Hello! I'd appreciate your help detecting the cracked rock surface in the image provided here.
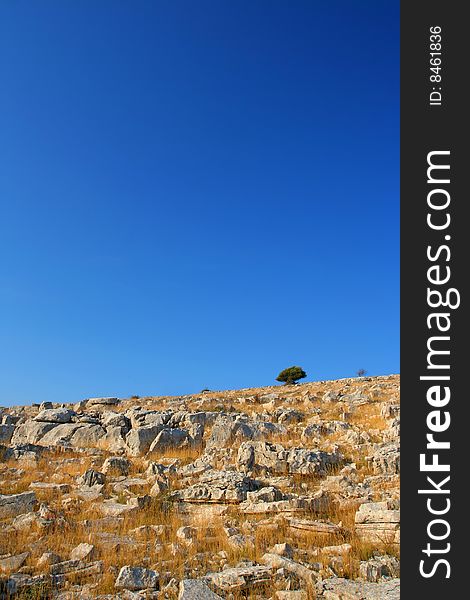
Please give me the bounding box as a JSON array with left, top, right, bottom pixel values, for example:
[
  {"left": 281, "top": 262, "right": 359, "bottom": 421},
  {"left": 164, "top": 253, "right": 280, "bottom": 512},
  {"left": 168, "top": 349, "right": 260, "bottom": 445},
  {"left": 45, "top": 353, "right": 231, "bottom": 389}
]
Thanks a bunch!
[{"left": 0, "top": 375, "right": 399, "bottom": 598}]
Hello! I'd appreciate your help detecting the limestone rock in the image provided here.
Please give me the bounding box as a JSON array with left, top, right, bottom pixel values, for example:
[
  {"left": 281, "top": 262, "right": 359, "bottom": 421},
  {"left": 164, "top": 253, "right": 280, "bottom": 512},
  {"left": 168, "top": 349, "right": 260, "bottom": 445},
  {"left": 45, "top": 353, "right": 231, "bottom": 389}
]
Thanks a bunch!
[
  {"left": 359, "top": 555, "right": 400, "bottom": 582},
  {"left": 10, "top": 421, "right": 57, "bottom": 445},
  {"left": 33, "top": 408, "right": 76, "bottom": 423},
  {"left": 0, "top": 552, "right": 29, "bottom": 572},
  {"left": 316, "top": 576, "right": 400, "bottom": 599},
  {"left": 102, "top": 456, "right": 131, "bottom": 476},
  {"left": 355, "top": 502, "right": 400, "bottom": 546},
  {"left": 367, "top": 443, "right": 400, "bottom": 475},
  {"left": 261, "top": 553, "right": 319, "bottom": 585},
  {"left": 0, "top": 424, "right": 15, "bottom": 444},
  {"left": 178, "top": 579, "right": 223, "bottom": 600},
  {"left": 69, "top": 543, "right": 96, "bottom": 562},
  {"left": 38, "top": 423, "right": 82, "bottom": 446},
  {"left": 205, "top": 415, "right": 257, "bottom": 451},
  {"left": 79, "top": 469, "right": 106, "bottom": 487},
  {"left": 87, "top": 397, "right": 120, "bottom": 407},
  {"left": 125, "top": 425, "right": 163, "bottom": 456},
  {"left": 70, "top": 424, "right": 107, "bottom": 447},
  {"left": 148, "top": 427, "right": 190, "bottom": 454},
  {"left": 0, "top": 491, "right": 37, "bottom": 519},
  {"left": 174, "top": 470, "right": 260, "bottom": 504},
  {"left": 115, "top": 565, "right": 159, "bottom": 591},
  {"left": 206, "top": 565, "right": 272, "bottom": 591},
  {"left": 237, "top": 441, "right": 341, "bottom": 476}
]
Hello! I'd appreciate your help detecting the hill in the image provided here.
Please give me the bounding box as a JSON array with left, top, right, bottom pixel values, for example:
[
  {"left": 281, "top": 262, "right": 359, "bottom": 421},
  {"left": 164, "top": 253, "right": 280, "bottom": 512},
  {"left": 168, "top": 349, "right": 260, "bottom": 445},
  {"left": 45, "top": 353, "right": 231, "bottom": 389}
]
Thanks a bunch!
[{"left": 0, "top": 375, "right": 400, "bottom": 599}]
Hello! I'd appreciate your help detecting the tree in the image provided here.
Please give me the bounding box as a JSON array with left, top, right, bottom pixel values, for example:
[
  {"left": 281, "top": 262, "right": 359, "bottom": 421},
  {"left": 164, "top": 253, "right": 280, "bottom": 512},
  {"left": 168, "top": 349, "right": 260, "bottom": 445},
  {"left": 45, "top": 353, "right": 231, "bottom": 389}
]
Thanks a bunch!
[
  {"left": 276, "top": 366, "right": 307, "bottom": 385},
  {"left": 357, "top": 369, "right": 367, "bottom": 377}
]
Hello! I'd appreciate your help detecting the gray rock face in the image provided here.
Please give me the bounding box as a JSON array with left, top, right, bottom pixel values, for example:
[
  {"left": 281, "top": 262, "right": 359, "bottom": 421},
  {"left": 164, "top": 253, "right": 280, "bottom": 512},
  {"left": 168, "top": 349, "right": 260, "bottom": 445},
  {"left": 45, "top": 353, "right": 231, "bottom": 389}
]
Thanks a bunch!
[
  {"left": 178, "top": 579, "right": 223, "bottom": 600},
  {"left": 0, "top": 551, "right": 29, "bottom": 572},
  {"left": 359, "top": 555, "right": 400, "bottom": 582},
  {"left": 322, "top": 390, "right": 340, "bottom": 403},
  {"left": 205, "top": 565, "right": 272, "bottom": 591},
  {"left": 174, "top": 470, "right": 260, "bottom": 504},
  {"left": 261, "top": 553, "right": 319, "bottom": 585},
  {"left": 148, "top": 427, "right": 190, "bottom": 454},
  {"left": 69, "top": 543, "right": 96, "bottom": 562},
  {"left": 98, "top": 426, "right": 128, "bottom": 452},
  {"left": 237, "top": 441, "right": 341, "bottom": 476},
  {"left": 0, "top": 424, "right": 15, "bottom": 443},
  {"left": 1, "top": 443, "right": 45, "bottom": 462},
  {"left": 355, "top": 501, "right": 400, "bottom": 545},
  {"left": 102, "top": 456, "right": 131, "bottom": 476},
  {"left": 115, "top": 565, "right": 159, "bottom": 590},
  {"left": 125, "top": 424, "right": 163, "bottom": 456},
  {"left": 367, "top": 443, "right": 400, "bottom": 475},
  {"left": 33, "top": 408, "right": 76, "bottom": 423},
  {"left": 79, "top": 469, "right": 106, "bottom": 487},
  {"left": 316, "top": 577, "right": 400, "bottom": 599},
  {"left": 87, "top": 397, "right": 120, "bottom": 407},
  {"left": 101, "top": 411, "right": 131, "bottom": 432},
  {"left": 49, "top": 558, "right": 103, "bottom": 578},
  {"left": 39, "top": 401, "right": 53, "bottom": 410},
  {"left": 245, "top": 486, "right": 284, "bottom": 503},
  {"left": 38, "top": 423, "right": 82, "bottom": 446},
  {"left": 0, "top": 491, "right": 37, "bottom": 519},
  {"left": 69, "top": 424, "right": 106, "bottom": 447},
  {"left": 10, "top": 421, "right": 58, "bottom": 445},
  {"left": 205, "top": 415, "right": 257, "bottom": 450},
  {"left": 0, "top": 374, "right": 400, "bottom": 598}
]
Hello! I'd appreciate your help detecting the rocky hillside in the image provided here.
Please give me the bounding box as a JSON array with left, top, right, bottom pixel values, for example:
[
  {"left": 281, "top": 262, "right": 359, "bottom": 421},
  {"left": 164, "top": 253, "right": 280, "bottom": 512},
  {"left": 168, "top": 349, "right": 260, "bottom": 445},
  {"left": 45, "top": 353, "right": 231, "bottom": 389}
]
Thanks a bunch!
[{"left": 0, "top": 375, "right": 400, "bottom": 599}]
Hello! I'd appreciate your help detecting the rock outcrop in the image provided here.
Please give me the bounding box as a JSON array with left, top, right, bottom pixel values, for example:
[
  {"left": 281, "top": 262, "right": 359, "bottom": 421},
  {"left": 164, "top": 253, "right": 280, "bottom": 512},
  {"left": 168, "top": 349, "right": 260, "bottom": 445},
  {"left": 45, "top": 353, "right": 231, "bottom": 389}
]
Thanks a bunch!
[{"left": 0, "top": 374, "right": 400, "bottom": 599}]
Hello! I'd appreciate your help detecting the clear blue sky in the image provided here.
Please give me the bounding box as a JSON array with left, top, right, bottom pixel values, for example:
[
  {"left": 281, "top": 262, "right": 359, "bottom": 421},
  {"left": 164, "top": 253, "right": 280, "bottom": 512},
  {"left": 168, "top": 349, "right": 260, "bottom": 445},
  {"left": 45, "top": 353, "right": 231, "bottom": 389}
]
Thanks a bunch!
[{"left": 0, "top": 1, "right": 399, "bottom": 406}]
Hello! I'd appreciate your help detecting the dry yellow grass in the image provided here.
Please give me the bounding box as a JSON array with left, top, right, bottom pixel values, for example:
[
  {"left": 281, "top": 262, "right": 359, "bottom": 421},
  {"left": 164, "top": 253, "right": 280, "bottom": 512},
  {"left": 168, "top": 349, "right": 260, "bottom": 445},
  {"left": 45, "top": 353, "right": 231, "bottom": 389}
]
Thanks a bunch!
[{"left": 0, "top": 376, "right": 399, "bottom": 596}]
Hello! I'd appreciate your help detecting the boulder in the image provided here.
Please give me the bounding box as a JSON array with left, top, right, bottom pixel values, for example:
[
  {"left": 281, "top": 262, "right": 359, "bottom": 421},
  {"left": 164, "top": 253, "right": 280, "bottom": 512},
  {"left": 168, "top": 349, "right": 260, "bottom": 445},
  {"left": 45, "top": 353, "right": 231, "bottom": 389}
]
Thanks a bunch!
[
  {"left": 0, "top": 424, "right": 15, "bottom": 444},
  {"left": 33, "top": 408, "right": 75, "bottom": 423},
  {"left": 98, "top": 426, "right": 128, "bottom": 452},
  {"left": 10, "top": 421, "right": 58, "bottom": 445},
  {"left": 36, "top": 552, "right": 61, "bottom": 568},
  {"left": 316, "top": 577, "right": 400, "bottom": 599},
  {"left": 178, "top": 579, "right": 223, "bottom": 600},
  {"left": 87, "top": 397, "right": 120, "bottom": 407},
  {"left": 237, "top": 441, "right": 341, "bottom": 476},
  {"left": 367, "top": 443, "right": 400, "bottom": 475},
  {"left": 261, "top": 553, "right": 319, "bottom": 585},
  {"left": 98, "top": 500, "right": 139, "bottom": 517},
  {"left": 174, "top": 470, "right": 260, "bottom": 504},
  {"left": 359, "top": 555, "right": 400, "bottom": 582},
  {"left": 69, "top": 424, "right": 106, "bottom": 447},
  {"left": 205, "top": 415, "right": 256, "bottom": 451},
  {"left": 39, "top": 402, "right": 53, "bottom": 410},
  {"left": 115, "top": 565, "right": 159, "bottom": 591},
  {"left": 148, "top": 428, "right": 190, "bottom": 454},
  {"left": 0, "top": 552, "right": 29, "bottom": 572},
  {"left": 69, "top": 543, "right": 96, "bottom": 562},
  {"left": 355, "top": 501, "right": 400, "bottom": 545},
  {"left": 0, "top": 492, "right": 37, "bottom": 519},
  {"left": 206, "top": 565, "right": 272, "bottom": 591},
  {"left": 125, "top": 425, "right": 163, "bottom": 456},
  {"left": 38, "top": 423, "right": 82, "bottom": 446},
  {"left": 101, "top": 412, "right": 131, "bottom": 432},
  {"left": 102, "top": 456, "right": 131, "bottom": 476},
  {"left": 79, "top": 469, "right": 106, "bottom": 487}
]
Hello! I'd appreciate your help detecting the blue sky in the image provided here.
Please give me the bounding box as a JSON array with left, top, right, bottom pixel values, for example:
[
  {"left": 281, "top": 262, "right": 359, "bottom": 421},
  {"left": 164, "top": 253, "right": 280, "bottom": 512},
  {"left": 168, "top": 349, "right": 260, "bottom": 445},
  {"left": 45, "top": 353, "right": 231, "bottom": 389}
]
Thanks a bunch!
[{"left": 0, "top": 1, "right": 399, "bottom": 406}]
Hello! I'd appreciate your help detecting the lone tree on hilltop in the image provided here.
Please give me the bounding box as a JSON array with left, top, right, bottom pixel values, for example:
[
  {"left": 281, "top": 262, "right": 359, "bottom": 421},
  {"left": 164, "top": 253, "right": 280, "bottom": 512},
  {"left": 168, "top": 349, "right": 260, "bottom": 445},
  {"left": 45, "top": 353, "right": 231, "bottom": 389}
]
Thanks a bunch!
[
  {"left": 357, "top": 369, "right": 367, "bottom": 377},
  {"left": 276, "top": 366, "right": 307, "bottom": 385}
]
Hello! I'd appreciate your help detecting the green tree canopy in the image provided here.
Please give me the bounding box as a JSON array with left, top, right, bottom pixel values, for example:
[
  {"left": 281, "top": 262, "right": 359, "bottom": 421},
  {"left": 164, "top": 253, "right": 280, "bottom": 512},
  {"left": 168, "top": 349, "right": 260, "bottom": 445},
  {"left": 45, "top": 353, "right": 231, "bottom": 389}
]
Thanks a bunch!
[{"left": 276, "top": 366, "right": 307, "bottom": 385}]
